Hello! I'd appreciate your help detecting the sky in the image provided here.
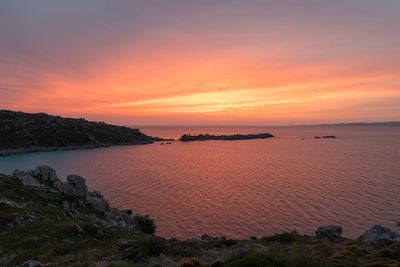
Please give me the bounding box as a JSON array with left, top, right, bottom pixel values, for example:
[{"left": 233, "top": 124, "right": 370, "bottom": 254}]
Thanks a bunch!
[{"left": 0, "top": 0, "right": 399, "bottom": 126}]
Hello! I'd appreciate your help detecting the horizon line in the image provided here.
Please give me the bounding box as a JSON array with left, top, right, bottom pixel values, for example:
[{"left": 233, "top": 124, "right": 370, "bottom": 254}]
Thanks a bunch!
[{"left": 132, "top": 121, "right": 400, "bottom": 128}]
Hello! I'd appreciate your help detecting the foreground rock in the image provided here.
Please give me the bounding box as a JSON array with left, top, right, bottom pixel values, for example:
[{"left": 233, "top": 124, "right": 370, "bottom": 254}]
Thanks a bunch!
[
  {"left": 9, "top": 166, "right": 155, "bottom": 234},
  {"left": 315, "top": 225, "right": 343, "bottom": 238},
  {"left": 358, "top": 224, "right": 400, "bottom": 244},
  {"left": 179, "top": 133, "right": 274, "bottom": 141}
]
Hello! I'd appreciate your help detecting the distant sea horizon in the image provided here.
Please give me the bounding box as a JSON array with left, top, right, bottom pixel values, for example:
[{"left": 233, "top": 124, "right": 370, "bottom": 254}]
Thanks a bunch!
[{"left": 131, "top": 121, "right": 400, "bottom": 128}]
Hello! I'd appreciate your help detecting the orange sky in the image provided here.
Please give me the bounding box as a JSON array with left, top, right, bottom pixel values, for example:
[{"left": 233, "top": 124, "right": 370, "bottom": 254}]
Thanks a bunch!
[{"left": 1, "top": 1, "right": 399, "bottom": 125}]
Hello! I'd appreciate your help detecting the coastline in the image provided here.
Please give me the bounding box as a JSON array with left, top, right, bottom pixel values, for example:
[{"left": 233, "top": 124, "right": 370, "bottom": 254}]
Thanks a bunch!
[{"left": 0, "top": 141, "right": 155, "bottom": 157}]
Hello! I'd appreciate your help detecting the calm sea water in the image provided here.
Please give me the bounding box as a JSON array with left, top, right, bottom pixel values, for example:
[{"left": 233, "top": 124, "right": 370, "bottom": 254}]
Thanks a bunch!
[{"left": 1, "top": 126, "right": 400, "bottom": 239}]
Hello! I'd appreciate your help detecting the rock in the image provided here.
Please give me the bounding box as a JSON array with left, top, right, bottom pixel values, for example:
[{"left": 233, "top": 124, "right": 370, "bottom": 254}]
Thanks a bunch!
[
  {"left": 87, "top": 191, "right": 111, "bottom": 213},
  {"left": 12, "top": 170, "right": 40, "bottom": 188},
  {"left": 64, "top": 175, "right": 89, "bottom": 199},
  {"left": 52, "top": 179, "right": 65, "bottom": 191},
  {"left": 358, "top": 225, "right": 400, "bottom": 244},
  {"left": 71, "top": 223, "right": 84, "bottom": 235},
  {"left": 118, "top": 238, "right": 138, "bottom": 251},
  {"left": 32, "top": 166, "right": 58, "bottom": 183},
  {"left": 20, "top": 260, "right": 43, "bottom": 267},
  {"left": 0, "top": 198, "right": 25, "bottom": 209},
  {"left": 105, "top": 208, "right": 135, "bottom": 230},
  {"left": 88, "top": 196, "right": 111, "bottom": 213},
  {"left": 315, "top": 225, "right": 343, "bottom": 238},
  {"left": 201, "top": 234, "right": 219, "bottom": 241},
  {"left": 121, "top": 209, "right": 133, "bottom": 215},
  {"left": 89, "top": 190, "right": 103, "bottom": 198},
  {"left": 134, "top": 214, "right": 156, "bottom": 234},
  {"left": 12, "top": 167, "right": 64, "bottom": 190},
  {"left": 201, "top": 234, "right": 212, "bottom": 241}
]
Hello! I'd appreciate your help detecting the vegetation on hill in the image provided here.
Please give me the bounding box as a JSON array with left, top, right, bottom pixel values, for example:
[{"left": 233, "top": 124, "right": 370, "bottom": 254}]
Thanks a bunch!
[
  {"left": 0, "top": 110, "right": 159, "bottom": 155},
  {"left": 1, "top": 167, "right": 400, "bottom": 267}
]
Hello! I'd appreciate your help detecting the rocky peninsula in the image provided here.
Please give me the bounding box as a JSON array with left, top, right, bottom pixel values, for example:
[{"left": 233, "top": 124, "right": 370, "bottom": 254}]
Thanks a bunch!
[
  {"left": 0, "top": 110, "right": 161, "bottom": 156},
  {"left": 1, "top": 167, "right": 400, "bottom": 267},
  {"left": 179, "top": 133, "right": 274, "bottom": 142}
]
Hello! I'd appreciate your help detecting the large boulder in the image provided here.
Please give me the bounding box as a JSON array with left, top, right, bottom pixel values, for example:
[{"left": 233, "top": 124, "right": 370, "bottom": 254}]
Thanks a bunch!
[
  {"left": 358, "top": 225, "right": 400, "bottom": 244},
  {"left": 12, "top": 166, "right": 66, "bottom": 191},
  {"left": 64, "top": 175, "right": 89, "bottom": 199},
  {"left": 52, "top": 179, "right": 65, "bottom": 192},
  {"left": 134, "top": 214, "right": 156, "bottom": 234},
  {"left": 12, "top": 170, "right": 41, "bottom": 188},
  {"left": 315, "top": 225, "right": 343, "bottom": 238},
  {"left": 106, "top": 208, "right": 136, "bottom": 230},
  {"left": 32, "top": 166, "right": 58, "bottom": 183},
  {"left": 88, "top": 191, "right": 111, "bottom": 213}
]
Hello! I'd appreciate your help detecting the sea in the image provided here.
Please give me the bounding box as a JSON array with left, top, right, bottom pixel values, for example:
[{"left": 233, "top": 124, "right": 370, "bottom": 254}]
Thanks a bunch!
[{"left": 1, "top": 126, "right": 399, "bottom": 239}]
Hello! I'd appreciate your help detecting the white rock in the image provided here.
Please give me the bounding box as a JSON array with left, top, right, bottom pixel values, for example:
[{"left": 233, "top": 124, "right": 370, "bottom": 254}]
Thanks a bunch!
[
  {"left": 12, "top": 170, "right": 40, "bottom": 188},
  {"left": 64, "top": 175, "right": 89, "bottom": 199}
]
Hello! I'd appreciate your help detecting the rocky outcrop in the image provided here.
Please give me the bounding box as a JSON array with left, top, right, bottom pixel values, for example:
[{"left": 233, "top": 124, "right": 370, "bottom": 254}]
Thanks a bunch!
[
  {"left": 358, "top": 225, "right": 400, "bottom": 244},
  {"left": 88, "top": 191, "right": 111, "bottom": 213},
  {"left": 64, "top": 175, "right": 89, "bottom": 199},
  {"left": 13, "top": 166, "right": 63, "bottom": 189},
  {"left": 10, "top": 166, "right": 155, "bottom": 235},
  {"left": 315, "top": 225, "right": 343, "bottom": 238},
  {"left": 32, "top": 166, "right": 58, "bottom": 183},
  {"left": 12, "top": 170, "right": 41, "bottom": 187},
  {"left": 135, "top": 214, "right": 156, "bottom": 234}
]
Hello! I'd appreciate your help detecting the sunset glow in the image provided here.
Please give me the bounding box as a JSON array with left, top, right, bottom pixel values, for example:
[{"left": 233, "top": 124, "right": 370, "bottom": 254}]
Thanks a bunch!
[{"left": 1, "top": 1, "right": 399, "bottom": 125}]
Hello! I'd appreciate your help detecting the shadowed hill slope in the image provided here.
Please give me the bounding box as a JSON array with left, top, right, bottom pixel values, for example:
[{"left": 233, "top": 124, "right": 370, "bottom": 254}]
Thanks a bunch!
[{"left": 0, "top": 110, "right": 158, "bottom": 155}]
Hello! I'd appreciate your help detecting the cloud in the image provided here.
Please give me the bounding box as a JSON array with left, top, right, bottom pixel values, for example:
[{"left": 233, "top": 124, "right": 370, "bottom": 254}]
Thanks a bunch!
[{"left": 1, "top": 0, "right": 399, "bottom": 124}]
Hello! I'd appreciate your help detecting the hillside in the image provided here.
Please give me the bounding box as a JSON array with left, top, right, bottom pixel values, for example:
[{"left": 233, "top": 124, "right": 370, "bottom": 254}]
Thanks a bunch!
[
  {"left": 1, "top": 166, "right": 400, "bottom": 266},
  {"left": 0, "top": 110, "right": 158, "bottom": 155}
]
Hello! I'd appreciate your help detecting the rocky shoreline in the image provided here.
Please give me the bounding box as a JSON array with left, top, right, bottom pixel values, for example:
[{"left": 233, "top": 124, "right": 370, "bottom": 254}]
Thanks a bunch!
[
  {"left": 1, "top": 166, "right": 400, "bottom": 266},
  {"left": 10, "top": 166, "right": 155, "bottom": 234},
  {"left": 0, "top": 142, "right": 154, "bottom": 157}
]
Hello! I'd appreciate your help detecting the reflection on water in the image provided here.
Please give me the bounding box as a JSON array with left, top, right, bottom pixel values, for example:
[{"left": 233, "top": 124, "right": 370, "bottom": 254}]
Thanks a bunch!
[{"left": 1, "top": 126, "right": 400, "bottom": 239}]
